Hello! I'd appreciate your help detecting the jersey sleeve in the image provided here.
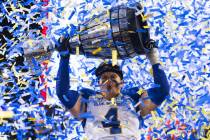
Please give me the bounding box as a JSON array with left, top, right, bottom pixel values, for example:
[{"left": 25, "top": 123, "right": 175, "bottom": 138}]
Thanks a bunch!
[
  {"left": 147, "top": 63, "right": 170, "bottom": 105},
  {"left": 56, "top": 56, "right": 79, "bottom": 109}
]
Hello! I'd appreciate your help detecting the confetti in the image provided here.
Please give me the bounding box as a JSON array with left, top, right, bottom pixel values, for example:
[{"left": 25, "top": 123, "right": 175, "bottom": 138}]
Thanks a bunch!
[
  {"left": 0, "top": 0, "right": 209, "bottom": 139},
  {"left": 0, "top": 111, "right": 14, "bottom": 119},
  {"left": 92, "top": 47, "right": 102, "bottom": 55},
  {"left": 112, "top": 49, "right": 117, "bottom": 66}
]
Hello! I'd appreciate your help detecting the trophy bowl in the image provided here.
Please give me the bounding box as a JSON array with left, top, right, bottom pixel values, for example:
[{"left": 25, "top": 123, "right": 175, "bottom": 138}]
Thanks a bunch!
[{"left": 69, "top": 4, "right": 151, "bottom": 59}]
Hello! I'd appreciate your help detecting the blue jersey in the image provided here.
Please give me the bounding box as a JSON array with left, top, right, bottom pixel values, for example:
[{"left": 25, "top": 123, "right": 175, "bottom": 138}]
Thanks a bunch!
[
  {"left": 80, "top": 89, "right": 140, "bottom": 139},
  {"left": 56, "top": 56, "right": 170, "bottom": 139}
]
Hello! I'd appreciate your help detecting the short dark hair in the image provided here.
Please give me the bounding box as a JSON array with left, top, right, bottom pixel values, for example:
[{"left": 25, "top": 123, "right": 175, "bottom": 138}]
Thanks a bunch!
[{"left": 95, "top": 62, "right": 123, "bottom": 80}]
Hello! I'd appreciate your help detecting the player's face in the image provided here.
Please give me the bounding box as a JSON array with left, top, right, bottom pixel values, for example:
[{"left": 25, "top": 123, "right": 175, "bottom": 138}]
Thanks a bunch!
[{"left": 99, "top": 72, "right": 123, "bottom": 100}]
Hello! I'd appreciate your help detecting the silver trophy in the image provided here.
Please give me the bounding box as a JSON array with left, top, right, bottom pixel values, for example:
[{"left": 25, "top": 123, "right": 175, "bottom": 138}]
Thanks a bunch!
[
  {"left": 22, "top": 4, "right": 154, "bottom": 60},
  {"left": 70, "top": 4, "right": 153, "bottom": 59}
]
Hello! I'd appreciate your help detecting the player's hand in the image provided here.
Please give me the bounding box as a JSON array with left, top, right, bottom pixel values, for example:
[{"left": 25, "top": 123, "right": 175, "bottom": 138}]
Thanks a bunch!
[
  {"left": 55, "top": 35, "right": 71, "bottom": 57},
  {"left": 145, "top": 39, "right": 157, "bottom": 52}
]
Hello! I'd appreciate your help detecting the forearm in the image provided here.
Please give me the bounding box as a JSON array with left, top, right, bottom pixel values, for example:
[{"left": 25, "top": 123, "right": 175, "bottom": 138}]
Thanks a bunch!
[
  {"left": 56, "top": 56, "right": 79, "bottom": 109},
  {"left": 152, "top": 64, "right": 169, "bottom": 91},
  {"left": 146, "top": 48, "right": 169, "bottom": 91},
  {"left": 147, "top": 63, "right": 170, "bottom": 105},
  {"left": 146, "top": 48, "right": 170, "bottom": 105},
  {"left": 56, "top": 56, "right": 70, "bottom": 94}
]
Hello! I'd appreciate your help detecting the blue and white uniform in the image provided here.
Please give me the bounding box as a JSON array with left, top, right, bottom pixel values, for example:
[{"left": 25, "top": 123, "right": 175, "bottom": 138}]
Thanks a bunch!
[
  {"left": 56, "top": 54, "right": 170, "bottom": 139},
  {"left": 83, "top": 93, "right": 140, "bottom": 140}
]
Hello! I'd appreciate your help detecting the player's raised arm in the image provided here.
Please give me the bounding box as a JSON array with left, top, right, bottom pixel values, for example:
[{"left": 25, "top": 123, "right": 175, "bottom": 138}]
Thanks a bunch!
[
  {"left": 55, "top": 35, "right": 82, "bottom": 118},
  {"left": 138, "top": 44, "right": 170, "bottom": 116}
]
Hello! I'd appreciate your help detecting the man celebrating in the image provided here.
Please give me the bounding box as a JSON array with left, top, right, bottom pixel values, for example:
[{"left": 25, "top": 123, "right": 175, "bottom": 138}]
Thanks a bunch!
[{"left": 56, "top": 35, "right": 170, "bottom": 139}]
